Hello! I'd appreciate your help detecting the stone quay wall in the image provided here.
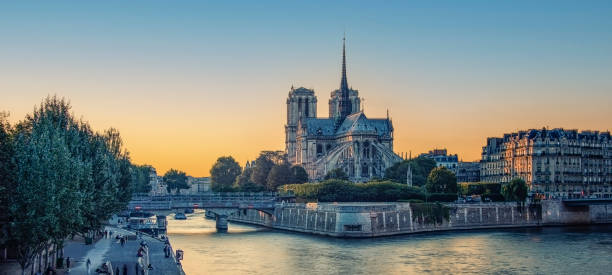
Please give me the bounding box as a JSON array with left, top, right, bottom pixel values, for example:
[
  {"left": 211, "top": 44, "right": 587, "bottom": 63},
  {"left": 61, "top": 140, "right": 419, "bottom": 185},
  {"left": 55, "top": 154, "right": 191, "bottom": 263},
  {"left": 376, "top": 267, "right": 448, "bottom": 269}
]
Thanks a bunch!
[
  {"left": 230, "top": 202, "right": 545, "bottom": 237},
  {"left": 541, "top": 201, "right": 612, "bottom": 225}
]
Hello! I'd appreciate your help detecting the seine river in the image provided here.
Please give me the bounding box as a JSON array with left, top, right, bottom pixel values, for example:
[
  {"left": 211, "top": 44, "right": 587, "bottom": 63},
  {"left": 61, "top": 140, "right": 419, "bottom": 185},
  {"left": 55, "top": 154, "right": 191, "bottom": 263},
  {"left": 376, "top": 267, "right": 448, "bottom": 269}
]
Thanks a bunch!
[{"left": 167, "top": 211, "right": 612, "bottom": 275}]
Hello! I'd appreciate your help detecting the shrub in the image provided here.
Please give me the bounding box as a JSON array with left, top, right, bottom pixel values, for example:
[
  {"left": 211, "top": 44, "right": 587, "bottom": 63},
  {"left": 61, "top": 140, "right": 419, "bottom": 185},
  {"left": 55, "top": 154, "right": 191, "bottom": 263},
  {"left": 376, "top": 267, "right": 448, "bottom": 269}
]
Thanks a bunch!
[{"left": 280, "top": 180, "right": 426, "bottom": 202}]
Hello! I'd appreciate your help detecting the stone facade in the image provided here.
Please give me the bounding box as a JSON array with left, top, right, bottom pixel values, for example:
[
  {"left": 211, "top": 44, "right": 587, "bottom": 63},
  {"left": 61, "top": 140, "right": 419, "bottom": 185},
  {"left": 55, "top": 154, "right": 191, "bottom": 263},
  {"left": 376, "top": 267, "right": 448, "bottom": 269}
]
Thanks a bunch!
[
  {"left": 480, "top": 128, "right": 612, "bottom": 198},
  {"left": 420, "top": 148, "right": 459, "bottom": 174},
  {"left": 457, "top": 161, "right": 481, "bottom": 183},
  {"left": 285, "top": 38, "right": 401, "bottom": 181}
]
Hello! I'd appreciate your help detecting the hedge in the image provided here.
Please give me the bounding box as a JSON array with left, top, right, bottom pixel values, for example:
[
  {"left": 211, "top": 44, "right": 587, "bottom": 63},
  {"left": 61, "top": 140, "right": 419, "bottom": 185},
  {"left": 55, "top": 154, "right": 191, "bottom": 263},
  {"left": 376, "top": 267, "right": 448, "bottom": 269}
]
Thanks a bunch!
[{"left": 280, "top": 180, "right": 429, "bottom": 202}]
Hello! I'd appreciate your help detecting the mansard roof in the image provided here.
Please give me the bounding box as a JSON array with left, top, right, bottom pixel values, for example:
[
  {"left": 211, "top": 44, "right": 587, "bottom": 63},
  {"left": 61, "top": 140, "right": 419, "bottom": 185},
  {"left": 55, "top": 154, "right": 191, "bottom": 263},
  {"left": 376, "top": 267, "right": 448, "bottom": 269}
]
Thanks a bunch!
[{"left": 499, "top": 128, "right": 611, "bottom": 142}]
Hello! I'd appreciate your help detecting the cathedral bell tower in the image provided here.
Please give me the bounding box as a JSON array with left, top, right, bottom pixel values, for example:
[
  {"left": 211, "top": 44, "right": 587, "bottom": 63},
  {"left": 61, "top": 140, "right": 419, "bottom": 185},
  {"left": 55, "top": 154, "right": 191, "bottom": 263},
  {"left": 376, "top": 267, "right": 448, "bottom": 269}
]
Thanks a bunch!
[{"left": 285, "top": 86, "right": 317, "bottom": 164}]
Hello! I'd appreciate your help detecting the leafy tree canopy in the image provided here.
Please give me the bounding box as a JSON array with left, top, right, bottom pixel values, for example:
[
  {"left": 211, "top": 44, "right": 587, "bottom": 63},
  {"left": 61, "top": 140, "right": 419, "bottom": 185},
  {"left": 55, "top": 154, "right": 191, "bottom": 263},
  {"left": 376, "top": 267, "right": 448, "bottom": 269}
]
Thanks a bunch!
[
  {"left": 234, "top": 167, "right": 265, "bottom": 192},
  {"left": 210, "top": 156, "right": 241, "bottom": 192},
  {"left": 384, "top": 157, "right": 436, "bottom": 186},
  {"left": 324, "top": 168, "right": 349, "bottom": 181},
  {"left": 131, "top": 164, "right": 153, "bottom": 193},
  {"left": 502, "top": 178, "right": 529, "bottom": 202},
  {"left": 163, "top": 169, "right": 189, "bottom": 194},
  {"left": 250, "top": 151, "right": 286, "bottom": 189},
  {"left": 425, "top": 167, "right": 458, "bottom": 194},
  {"left": 289, "top": 165, "right": 309, "bottom": 184},
  {"left": 1, "top": 96, "right": 136, "bottom": 273},
  {"left": 267, "top": 163, "right": 292, "bottom": 191}
]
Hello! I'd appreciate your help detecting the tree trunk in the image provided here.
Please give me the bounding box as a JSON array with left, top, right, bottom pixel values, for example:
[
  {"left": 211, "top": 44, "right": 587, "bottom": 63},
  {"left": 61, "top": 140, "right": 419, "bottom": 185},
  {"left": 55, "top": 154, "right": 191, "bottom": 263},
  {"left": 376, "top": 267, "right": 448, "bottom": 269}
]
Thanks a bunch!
[
  {"left": 43, "top": 246, "right": 48, "bottom": 270},
  {"left": 53, "top": 243, "right": 58, "bottom": 267}
]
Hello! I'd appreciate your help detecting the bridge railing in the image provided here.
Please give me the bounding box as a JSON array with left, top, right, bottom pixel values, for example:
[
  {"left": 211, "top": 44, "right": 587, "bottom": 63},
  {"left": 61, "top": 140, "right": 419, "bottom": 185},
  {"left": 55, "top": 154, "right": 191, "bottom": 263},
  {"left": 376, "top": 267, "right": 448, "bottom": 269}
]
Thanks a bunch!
[{"left": 130, "top": 192, "right": 279, "bottom": 202}]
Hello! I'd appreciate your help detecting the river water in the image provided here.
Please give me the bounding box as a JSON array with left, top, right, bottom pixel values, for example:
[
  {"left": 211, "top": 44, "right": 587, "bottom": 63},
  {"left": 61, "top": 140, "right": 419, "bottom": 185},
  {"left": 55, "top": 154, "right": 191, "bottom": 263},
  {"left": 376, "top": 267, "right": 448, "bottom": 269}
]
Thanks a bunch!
[{"left": 167, "top": 211, "right": 612, "bottom": 275}]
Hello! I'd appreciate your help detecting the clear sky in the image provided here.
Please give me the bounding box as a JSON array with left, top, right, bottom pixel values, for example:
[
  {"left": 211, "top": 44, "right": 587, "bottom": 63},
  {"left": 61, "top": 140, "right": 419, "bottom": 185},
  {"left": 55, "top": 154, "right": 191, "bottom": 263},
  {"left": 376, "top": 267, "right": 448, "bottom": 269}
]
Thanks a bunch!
[{"left": 1, "top": 1, "right": 611, "bottom": 176}]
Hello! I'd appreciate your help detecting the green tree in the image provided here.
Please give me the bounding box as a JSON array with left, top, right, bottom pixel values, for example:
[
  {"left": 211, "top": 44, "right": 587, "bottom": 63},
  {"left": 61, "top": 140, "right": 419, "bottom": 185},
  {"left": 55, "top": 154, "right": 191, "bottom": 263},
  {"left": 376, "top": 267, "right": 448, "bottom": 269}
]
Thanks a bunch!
[
  {"left": 324, "top": 168, "right": 349, "bottom": 181},
  {"left": 502, "top": 178, "right": 529, "bottom": 202},
  {"left": 2, "top": 96, "right": 136, "bottom": 274},
  {"left": 131, "top": 164, "right": 153, "bottom": 193},
  {"left": 250, "top": 151, "right": 286, "bottom": 188},
  {"left": 384, "top": 157, "right": 436, "bottom": 186},
  {"left": 163, "top": 169, "right": 189, "bottom": 194},
  {"left": 235, "top": 168, "right": 265, "bottom": 192},
  {"left": 289, "top": 165, "right": 309, "bottom": 184},
  {"left": 0, "top": 112, "right": 13, "bottom": 246},
  {"left": 267, "top": 163, "right": 292, "bottom": 191},
  {"left": 425, "top": 167, "right": 458, "bottom": 194},
  {"left": 210, "top": 156, "right": 241, "bottom": 192}
]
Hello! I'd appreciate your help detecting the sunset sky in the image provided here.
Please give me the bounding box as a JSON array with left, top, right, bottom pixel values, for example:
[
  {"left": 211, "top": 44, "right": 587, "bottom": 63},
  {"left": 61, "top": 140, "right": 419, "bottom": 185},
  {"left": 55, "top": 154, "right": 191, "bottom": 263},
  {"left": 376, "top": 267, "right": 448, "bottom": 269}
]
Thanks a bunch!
[{"left": 2, "top": 1, "right": 611, "bottom": 177}]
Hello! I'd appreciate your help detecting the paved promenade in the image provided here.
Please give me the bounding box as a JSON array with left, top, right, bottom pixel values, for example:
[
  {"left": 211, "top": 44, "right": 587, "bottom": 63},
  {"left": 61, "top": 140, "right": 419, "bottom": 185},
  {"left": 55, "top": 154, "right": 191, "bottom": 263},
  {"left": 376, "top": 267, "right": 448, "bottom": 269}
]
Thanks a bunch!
[{"left": 64, "top": 226, "right": 183, "bottom": 275}]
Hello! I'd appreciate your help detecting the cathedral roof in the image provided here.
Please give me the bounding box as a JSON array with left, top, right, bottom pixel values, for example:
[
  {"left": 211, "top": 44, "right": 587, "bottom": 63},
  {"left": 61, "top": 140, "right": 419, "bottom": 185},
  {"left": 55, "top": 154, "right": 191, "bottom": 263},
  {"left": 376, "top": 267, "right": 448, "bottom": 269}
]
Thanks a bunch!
[
  {"left": 336, "top": 112, "right": 392, "bottom": 136},
  {"left": 302, "top": 118, "right": 336, "bottom": 136},
  {"left": 302, "top": 112, "right": 392, "bottom": 138}
]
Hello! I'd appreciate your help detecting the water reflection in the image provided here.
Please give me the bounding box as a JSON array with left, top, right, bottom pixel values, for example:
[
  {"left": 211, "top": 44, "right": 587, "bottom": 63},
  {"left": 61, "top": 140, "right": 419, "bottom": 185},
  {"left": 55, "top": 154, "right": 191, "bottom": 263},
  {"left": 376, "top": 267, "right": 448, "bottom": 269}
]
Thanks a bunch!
[{"left": 168, "top": 212, "right": 612, "bottom": 275}]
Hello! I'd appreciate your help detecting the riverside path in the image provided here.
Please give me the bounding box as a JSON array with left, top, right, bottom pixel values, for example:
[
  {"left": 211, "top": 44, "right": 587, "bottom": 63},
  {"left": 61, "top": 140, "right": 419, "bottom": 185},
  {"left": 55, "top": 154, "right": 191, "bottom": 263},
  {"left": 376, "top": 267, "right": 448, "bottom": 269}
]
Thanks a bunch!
[{"left": 64, "top": 226, "right": 183, "bottom": 275}]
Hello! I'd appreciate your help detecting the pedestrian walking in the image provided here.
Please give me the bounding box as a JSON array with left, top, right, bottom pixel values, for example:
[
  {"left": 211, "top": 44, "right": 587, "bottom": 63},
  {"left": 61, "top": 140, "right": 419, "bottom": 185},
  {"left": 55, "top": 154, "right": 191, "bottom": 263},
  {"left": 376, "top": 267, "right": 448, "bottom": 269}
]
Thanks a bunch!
[
  {"left": 134, "top": 263, "right": 139, "bottom": 275},
  {"left": 115, "top": 266, "right": 119, "bottom": 275},
  {"left": 66, "top": 257, "right": 71, "bottom": 272},
  {"left": 123, "top": 264, "right": 128, "bottom": 275},
  {"left": 86, "top": 258, "right": 91, "bottom": 274}
]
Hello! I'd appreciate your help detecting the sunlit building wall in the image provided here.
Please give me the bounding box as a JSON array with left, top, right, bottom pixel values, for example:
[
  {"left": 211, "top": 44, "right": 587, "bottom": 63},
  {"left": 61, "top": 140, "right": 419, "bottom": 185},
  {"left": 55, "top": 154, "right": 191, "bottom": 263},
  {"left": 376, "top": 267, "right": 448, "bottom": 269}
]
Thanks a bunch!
[{"left": 480, "top": 128, "right": 612, "bottom": 198}]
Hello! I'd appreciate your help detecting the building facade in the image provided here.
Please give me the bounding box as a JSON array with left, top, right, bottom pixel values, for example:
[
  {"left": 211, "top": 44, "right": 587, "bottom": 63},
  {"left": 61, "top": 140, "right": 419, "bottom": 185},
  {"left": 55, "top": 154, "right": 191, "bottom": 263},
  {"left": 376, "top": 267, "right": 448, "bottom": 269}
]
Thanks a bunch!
[
  {"left": 186, "top": 176, "right": 211, "bottom": 194},
  {"left": 480, "top": 128, "right": 612, "bottom": 198},
  {"left": 285, "top": 38, "right": 401, "bottom": 181},
  {"left": 419, "top": 148, "right": 459, "bottom": 174},
  {"left": 456, "top": 161, "right": 481, "bottom": 183}
]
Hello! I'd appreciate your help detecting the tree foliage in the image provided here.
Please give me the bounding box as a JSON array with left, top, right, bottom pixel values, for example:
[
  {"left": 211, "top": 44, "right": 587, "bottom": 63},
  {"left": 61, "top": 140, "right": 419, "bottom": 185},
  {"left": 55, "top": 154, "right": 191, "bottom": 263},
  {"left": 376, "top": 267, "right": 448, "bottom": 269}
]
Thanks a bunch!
[
  {"left": 289, "top": 165, "right": 309, "bottom": 184},
  {"left": 210, "top": 156, "right": 241, "bottom": 192},
  {"left": 131, "top": 164, "right": 153, "bottom": 193},
  {"left": 459, "top": 182, "right": 504, "bottom": 201},
  {"left": 250, "top": 151, "right": 286, "bottom": 191},
  {"left": 425, "top": 167, "right": 458, "bottom": 194},
  {"left": 234, "top": 167, "right": 265, "bottom": 192},
  {"left": 1, "top": 96, "right": 135, "bottom": 273},
  {"left": 502, "top": 178, "right": 529, "bottom": 202},
  {"left": 163, "top": 169, "right": 189, "bottom": 194},
  {"left": 324, "top": 168, "right": 349, "bottom": 181},
  {"left": 267, "top": 163, "right": 292, "bottom": 191},
  {"left": 280, "top": 180, "right": 426, "bottom": 202},
  {"left": 384, "top": 157, "right": 437, "bottom": 186}
]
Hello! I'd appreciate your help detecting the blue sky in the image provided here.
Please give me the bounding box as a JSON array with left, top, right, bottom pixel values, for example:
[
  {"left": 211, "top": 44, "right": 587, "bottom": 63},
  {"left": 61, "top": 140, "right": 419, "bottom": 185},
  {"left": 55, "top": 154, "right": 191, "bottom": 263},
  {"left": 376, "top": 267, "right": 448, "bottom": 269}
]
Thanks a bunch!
[{"left": 2, "top": 1, "right": 611, "bottom": 175}]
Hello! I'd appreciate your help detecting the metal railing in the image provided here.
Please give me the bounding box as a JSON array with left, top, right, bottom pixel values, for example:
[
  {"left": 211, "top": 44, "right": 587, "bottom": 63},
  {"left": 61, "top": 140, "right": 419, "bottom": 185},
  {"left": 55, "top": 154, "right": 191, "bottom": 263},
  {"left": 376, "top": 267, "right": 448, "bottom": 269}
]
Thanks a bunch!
[{"left": 131, "top": 192, "right": 279, "bottom": 202}]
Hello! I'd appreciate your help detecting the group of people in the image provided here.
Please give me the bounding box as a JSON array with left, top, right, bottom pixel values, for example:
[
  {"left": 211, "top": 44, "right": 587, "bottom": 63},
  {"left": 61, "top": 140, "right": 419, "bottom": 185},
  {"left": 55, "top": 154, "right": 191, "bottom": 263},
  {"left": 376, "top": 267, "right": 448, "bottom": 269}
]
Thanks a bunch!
[
  {"left": 58, "top": 228, "right": 162, "bottom": 274},
  {"left": 94, "top": 261, "right": 135, "bottom": 275}
]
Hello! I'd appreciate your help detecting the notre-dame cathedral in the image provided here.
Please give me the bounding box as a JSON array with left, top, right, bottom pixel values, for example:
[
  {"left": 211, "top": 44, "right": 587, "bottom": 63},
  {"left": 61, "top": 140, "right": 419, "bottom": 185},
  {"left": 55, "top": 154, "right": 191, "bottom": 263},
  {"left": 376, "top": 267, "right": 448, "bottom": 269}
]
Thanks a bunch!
[{"left": 285, "top": 38, "right": 402, "bottom": 182}]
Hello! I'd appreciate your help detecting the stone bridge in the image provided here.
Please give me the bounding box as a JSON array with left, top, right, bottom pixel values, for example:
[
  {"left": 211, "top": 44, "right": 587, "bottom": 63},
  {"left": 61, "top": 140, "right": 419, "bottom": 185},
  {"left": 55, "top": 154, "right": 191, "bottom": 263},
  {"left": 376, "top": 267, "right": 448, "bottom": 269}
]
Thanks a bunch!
[{"left": 127, "top": 193, "right": 284, "bottom": 230}]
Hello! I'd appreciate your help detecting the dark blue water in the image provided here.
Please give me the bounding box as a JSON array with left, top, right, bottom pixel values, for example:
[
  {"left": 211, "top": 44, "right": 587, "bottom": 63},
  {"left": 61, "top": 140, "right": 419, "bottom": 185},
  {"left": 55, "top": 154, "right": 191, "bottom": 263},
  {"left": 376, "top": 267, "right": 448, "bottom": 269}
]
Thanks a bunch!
[{"left": 168, "top": 212, "right": 612, "bottom": 275}]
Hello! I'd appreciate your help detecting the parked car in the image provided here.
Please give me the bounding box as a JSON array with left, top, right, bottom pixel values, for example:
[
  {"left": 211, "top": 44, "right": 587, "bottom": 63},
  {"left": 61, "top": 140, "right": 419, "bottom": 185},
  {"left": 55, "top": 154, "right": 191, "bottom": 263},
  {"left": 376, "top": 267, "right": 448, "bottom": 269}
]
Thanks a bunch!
[{"left": 174, "top": 213, "right": 187, "bottom": 220}]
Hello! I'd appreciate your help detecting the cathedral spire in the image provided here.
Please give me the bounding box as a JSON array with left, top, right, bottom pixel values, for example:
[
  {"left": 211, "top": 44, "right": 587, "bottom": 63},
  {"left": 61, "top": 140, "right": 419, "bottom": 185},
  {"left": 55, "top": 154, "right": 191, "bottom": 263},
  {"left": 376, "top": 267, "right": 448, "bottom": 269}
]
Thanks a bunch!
[
  {"left": 340, "top": 35, "right": 349, "bottom": 93},
  {"left": 338, "top": 35, "right": 352, "bottom": 119}
]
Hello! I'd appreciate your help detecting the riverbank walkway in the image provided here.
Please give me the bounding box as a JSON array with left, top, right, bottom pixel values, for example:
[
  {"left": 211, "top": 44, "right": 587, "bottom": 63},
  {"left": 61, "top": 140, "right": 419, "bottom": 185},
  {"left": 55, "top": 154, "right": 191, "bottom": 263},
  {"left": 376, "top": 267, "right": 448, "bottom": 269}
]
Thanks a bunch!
[{"left": 64, "top": 226, "right": 183, "bottom": 275}]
